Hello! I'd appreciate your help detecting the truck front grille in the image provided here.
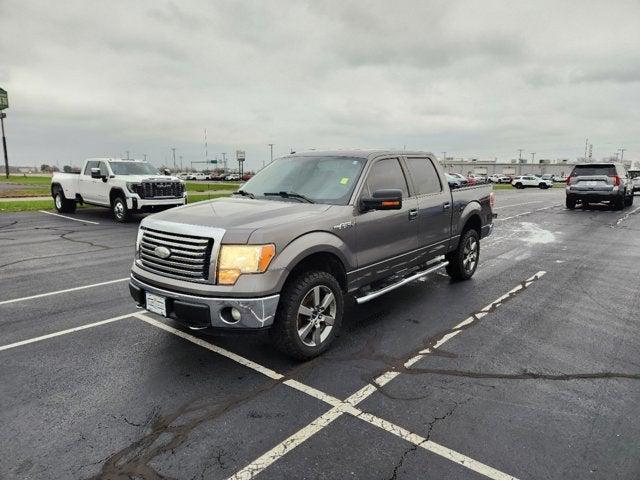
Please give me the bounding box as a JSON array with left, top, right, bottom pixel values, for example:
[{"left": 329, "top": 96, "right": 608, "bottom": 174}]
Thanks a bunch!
[
  {"left": 139, "top": 228, "right": 213, "bottom": 283},
  {"left": 140, "top": 181, "right": 184, "bottom": 199}
]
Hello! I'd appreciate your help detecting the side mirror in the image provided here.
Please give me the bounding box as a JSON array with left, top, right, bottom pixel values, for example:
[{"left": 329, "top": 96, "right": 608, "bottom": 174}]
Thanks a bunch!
[
  {"left": 90, "top": 167, "right": 102, "bottom": 179},
  {"left": 360, "top": 189, "right": 403, "bottom": 211},
  {"left": 163, "top": 169, "right": 171, "bottom": 176},
  {"left": 448, "top": 181, "right": 458, "bottom": 190}
]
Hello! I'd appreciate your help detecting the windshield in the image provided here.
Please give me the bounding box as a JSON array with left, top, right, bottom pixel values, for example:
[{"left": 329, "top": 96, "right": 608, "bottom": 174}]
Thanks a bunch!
[
  {"left": 629, "top": 170, "right": 640, "bottom": 179},
  {"left": 109, "top": 161, "right": 160, "bottom": 175},
  {"left": 239, "top": 156, "right": 366, "bottom": 205}
]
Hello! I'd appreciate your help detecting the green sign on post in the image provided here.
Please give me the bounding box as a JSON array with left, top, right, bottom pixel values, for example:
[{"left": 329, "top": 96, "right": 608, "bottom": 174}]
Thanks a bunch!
[
  {"left": 0, "top": 88, "right": 8, "bottom": 110},
  {"left": 208, "top": 159, "right": 218, "bottom": 164}
]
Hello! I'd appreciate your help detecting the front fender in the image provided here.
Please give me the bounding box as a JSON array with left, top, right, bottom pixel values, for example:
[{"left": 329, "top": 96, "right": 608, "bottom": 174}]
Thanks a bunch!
[{"left": 268, "top": 231, "right": 355, "bottom": 291}]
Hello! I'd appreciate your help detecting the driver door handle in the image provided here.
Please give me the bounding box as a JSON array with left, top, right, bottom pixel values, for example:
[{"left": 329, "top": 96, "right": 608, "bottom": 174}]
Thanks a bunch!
[
  {"left": 443, "top": 202, "right": 451, "bottom": 210},
  {"left": 408, "top": 208, "right": 418, "bottom": 220}
]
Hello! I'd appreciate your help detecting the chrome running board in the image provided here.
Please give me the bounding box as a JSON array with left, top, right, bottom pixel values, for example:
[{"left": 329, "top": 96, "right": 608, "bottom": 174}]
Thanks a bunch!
[{"left": 354, "top": 260, "right": 449, "bottom": 305}]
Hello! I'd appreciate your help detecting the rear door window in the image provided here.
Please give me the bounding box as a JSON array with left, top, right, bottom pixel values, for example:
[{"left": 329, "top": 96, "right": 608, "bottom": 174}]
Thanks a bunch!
[
  {"left": 405, "top": 157, "right": 442, "bottom": 195},
  {"left": 571, "top": 165, "right": 616, "bottom": 176}
]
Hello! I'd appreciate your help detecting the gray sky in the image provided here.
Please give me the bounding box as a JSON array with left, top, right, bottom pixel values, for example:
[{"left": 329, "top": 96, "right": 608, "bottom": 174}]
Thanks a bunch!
[{"left": 1, "top": 0, "right": 639, "bottom": 170}]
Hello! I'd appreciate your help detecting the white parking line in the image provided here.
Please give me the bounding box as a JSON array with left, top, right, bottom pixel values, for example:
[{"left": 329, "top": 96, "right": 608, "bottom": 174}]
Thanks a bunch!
[
  {"left": 137, "top": 309, "right": 523, "bottom": 480},
  {"left": 0, "top": 278, "right": 129, "bottom": 306},
  {"left": 0, "top": 312, "right": 136, "bottom": 352},
  {"left": 615, "top": 205, "right": 640, "bottom": 226},
  {"left": 134, "top": 312, "right": 284, "bottom": 380},
  {"left": 134, "top": 275, "right": 544, "bottom": 480},
  {"left": 496, "top": 211, "right": 532, "bottom": 221},
  {"left": 38, "top": 210, "right": 100, "bottom": 225}
]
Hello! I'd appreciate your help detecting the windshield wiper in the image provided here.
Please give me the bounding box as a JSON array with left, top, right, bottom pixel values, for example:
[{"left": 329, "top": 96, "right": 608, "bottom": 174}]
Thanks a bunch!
[
  {"left": 233, "top": 189, "right": 255, "bottom": 199},
  {"left": 263, "top": 191, "right": 315, "bottom": 203}
]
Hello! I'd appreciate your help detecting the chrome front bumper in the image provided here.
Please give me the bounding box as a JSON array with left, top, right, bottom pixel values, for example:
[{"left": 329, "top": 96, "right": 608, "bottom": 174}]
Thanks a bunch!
[{"left": 130, "top": 275, "right": 280, "bottom": 330}]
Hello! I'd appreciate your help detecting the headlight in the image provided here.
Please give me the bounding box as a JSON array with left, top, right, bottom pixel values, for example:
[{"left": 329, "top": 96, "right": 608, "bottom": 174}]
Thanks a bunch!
[
  {"left": 135, "top": 228, "right": 144, "bottom": 257},
  {"left": 126, "top": 182, "right": 142, "bottom": 194},
  {"left": 217, "top": 244, "right": 276, "bottom": 285}
]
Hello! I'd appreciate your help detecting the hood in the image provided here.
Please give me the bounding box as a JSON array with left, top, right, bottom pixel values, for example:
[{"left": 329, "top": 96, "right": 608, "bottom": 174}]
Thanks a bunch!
[
  {"left": 121, "top": 175, "right": 181, "bottom": 182},
  {"left": 145, "top": 197, "right": 333, "bottom": 238}
]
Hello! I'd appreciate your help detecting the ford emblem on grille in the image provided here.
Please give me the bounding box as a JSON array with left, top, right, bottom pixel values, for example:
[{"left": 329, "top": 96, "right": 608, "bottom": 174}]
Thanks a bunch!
[{"left": 154, "top": 246, "right": 171, "bottom": 259}]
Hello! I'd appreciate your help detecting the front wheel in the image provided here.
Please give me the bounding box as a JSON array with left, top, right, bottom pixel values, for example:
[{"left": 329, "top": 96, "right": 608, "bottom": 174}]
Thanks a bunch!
[
  {"left": 445, "top": 229, "right": 479, "bottom": 281},
  {"left": 112, "top": 196, "right": 130, "bottom": 222},
  {"left": 566, "top": 197, "right": 576, "bottom": 210},
  {"left": 270, "top": 270, "right": 343, "bottom": 360}
]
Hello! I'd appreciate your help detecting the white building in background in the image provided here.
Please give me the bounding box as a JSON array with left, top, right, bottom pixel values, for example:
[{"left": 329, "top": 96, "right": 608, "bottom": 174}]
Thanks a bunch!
[{"left": 439, "top": 157, "right": 637, "bottom": 176}]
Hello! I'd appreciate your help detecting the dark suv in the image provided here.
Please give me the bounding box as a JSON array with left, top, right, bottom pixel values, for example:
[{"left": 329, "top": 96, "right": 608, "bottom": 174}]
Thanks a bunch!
[{"left": 565, "top": 163, "right": 634, "bottom": 210}]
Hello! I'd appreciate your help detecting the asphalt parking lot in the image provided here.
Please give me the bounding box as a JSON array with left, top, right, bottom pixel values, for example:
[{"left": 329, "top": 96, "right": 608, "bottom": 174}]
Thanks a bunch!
[{"left": 1, "top": 189, "right": 639, "bottom": 480}]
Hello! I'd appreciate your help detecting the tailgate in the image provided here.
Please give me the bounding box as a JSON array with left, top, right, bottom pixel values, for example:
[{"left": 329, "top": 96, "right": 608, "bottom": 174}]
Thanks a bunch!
[{"left": 569, "top": 175, "right": 614, "bottom": 192}]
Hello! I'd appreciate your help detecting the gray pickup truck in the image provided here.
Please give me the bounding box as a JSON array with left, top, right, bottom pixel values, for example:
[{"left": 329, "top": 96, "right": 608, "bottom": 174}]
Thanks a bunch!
[{"left": 129, "top": 150, "right": 494, "bottom": 359}]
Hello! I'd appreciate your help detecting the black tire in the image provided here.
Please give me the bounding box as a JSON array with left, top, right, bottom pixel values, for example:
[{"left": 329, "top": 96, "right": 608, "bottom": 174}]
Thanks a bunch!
[
  {"left": 270, "top": 270, "right": 344, "bottom": 360},
  {"left": 614, "top": 194, "right": 625, "bottom": 210},
  {"left": 53, "top": 187, "right": 76, "bottom": 213},
  {"left": 539, "top": 183, "right": 549, "bottom": 189},
  {"left": 625, "top": 192, "right": 633, "bottom": 206},
  {"left": 566, "top": 197, "right": 576, "bottom": 210},
  {"left": 445, "top": 229, "right": 480, "bottom": 281},
  {"left": 112, "top": 196, "right": 130, "bottom": 222},
  {"left": 515, "top": 183, "right": 524, "bottom": 189}
]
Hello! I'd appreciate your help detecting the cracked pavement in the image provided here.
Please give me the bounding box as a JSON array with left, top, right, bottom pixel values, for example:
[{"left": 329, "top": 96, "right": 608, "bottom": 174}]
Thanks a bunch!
[{"left": 1, "top": 191, "right": 640, "bottom": 479}]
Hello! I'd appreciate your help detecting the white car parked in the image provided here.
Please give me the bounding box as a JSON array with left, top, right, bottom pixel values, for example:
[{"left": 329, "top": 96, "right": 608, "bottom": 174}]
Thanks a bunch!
[
  {"left": 488, "top": 174, "right": 512, "bottom": 184},
  {"left": 511, "top": 175, "right": 553, "bottom": 189}
]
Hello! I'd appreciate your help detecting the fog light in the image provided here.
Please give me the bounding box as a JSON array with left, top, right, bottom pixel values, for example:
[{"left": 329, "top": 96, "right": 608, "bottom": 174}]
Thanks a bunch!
[{"left": 231, "top": 307, "right": 241, "bottom": 322}]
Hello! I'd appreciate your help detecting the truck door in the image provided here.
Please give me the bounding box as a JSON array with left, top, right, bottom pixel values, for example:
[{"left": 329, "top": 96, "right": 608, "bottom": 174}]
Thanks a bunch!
[
  {"left": 94, "top": 160, "right": 111, "bottom": 205},
  {"left": 79, "top": 160, "right": 100, "bottom": 203},
  {"left": 353, "top": 157, "right": 419, "bottom": 286},
  {"left": 403, "top": 156, "right": 452, "bottom": 259}
]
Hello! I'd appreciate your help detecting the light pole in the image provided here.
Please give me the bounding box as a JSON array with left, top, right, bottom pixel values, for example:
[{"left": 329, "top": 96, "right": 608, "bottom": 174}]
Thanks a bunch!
[
  {"left": 125, "top": 150, "right": 130, "bottom": 160},
  {"left": 179, "top": 155, "right": 183, "bottom": 171},
  {"left": 171, "top": 147, "right": 176, "bottom": 171},
  {"left": 517, "top": 149, "right": 524, "bottom": 162},
  {"left": 620, "top": 148, "right": 626, "bottom": 161},
  {"left": 268, "top": 144, "right": 274, "bottom": 166},
  {"left": 0, "top": 88, "right": 9, "bottom": 178},
  {"left": 530, "top": 152, "right": 536, "bottom": 163},
  {"left": 442, "top": 151, "right": 447, "bottom": 162},
  {"left": 0, "top": 112, "right": 8, "bottom": 179},
  {"left": 143, "top": 154, "right": 147, "bottom": 162}
]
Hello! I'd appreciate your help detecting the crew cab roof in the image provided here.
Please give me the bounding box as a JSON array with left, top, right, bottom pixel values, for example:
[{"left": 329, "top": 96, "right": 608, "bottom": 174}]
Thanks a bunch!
[{"left": 284, "top": 150, "right": 436, "bottom": 159}]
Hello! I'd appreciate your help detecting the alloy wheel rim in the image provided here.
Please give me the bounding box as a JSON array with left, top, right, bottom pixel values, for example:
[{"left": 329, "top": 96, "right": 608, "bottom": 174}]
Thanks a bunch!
[
  {"left": 463, "top": 237, "right": 478, "bottom": 273},
  {"left": 297, "top": 285, "right": 337, "bottom": 347},
  {"left": 114, "top": 201, "right": 124, "bottom": 218},
  {"left": 55, "top": 194, "right": 62, "bottom": 209}
]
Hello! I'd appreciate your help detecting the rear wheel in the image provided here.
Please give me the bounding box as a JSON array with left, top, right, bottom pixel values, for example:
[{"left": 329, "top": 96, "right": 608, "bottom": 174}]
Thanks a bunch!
[
  {"left": 625, "top": 192, "right": 634, "bottom": 206},
  {"left": 514, "top": 183, "right": 524, "bottom": 189},
  {"left": 566, "top": 197, "right": 576, "bottom": 210},
  {"left": 614, "top": 194, "right": 625, "bottom": 210},
  {"left": 445, "top": 229, "right": 479, "bottom": 281},
  {"left": 112, "top": 196, "right": 130, "bottom": 222},
  {"left": 539, "top": 183, "right": 549, "bottom": 189},
  {"left": 53, "top": 187, "right": 76, "bottom": 213},
  {"left": 270, "top": 270, "right": 343, "bottom": 360}
]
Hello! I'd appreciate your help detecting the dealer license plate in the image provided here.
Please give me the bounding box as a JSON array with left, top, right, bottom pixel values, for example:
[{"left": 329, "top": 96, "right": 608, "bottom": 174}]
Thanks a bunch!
[{"left": 146, "top": 292, "right": 167, "bottom": 316}]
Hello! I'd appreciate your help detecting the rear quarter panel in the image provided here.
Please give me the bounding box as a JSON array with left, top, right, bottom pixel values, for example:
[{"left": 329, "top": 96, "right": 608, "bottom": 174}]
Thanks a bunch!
[
  {"left": 51, "top": 173, "right": 80, "bottom": 199},
  {"left": 449, "top": 184, "right": 493, "bottom": 249}
]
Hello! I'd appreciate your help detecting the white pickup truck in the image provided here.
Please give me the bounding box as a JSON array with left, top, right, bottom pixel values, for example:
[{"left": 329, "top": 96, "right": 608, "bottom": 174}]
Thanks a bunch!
[{"left": 51, "top": 158, "right": 187, "bottom": 222}]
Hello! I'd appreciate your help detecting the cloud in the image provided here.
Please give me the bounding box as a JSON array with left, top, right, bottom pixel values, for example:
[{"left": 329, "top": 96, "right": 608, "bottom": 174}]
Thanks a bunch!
[{"left": 0, "top": 0, "right": 639, "bottom": 169}]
